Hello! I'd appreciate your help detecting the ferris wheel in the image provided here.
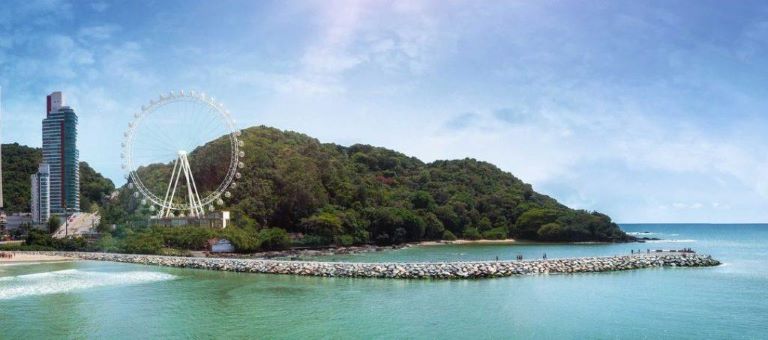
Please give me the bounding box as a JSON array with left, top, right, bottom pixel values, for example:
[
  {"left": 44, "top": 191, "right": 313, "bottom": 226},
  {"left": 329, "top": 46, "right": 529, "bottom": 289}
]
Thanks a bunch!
[{"left": 122, "top": 90, "right": 244, "bottom": 217}]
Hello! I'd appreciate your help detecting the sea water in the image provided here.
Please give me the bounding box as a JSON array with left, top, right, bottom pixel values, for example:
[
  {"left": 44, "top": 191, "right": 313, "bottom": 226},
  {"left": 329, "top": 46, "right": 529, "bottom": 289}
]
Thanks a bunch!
[{"left": 0, "top": 224, "right": 766, "bottom": 339}]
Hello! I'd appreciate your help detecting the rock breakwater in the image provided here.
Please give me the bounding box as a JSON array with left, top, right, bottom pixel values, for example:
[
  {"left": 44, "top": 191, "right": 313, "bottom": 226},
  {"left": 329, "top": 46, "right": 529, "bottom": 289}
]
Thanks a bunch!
[{"left": 18, "top": 252, "right": 720, "bottom": 279}]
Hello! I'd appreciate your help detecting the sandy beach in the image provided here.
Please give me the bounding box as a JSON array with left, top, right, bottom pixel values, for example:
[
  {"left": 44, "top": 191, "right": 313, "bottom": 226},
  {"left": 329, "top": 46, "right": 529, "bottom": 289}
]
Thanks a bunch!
[
  {"left": 419, "top": 239, "right": 517, "bottom": 246},
  {"left": 0, "top": 252, "right": 74, "bottom": 264}
]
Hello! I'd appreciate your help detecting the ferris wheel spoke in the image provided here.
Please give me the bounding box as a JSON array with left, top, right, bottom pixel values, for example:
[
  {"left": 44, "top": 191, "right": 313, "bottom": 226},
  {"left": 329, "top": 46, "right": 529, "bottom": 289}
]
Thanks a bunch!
[
  {"left": 137, "top": 123, "right": 182, "bottom": 153},
  {"left": 199, "top": 114, "right": 231, "bottom": 146},
  {"left": 189, "top": 105, "right": 222, "bottom": 150}
]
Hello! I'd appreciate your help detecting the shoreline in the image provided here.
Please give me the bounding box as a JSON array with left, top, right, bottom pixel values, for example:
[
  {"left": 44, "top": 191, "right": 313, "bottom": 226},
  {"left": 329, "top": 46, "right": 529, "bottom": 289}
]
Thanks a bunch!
[
  {"left": 209, "top": 237, "right": 655, "bottom": 259},
  {"left": 418, "top": 239, "right": 518, "bottom": 246},
  {"left": 0, "top": 253, "right": 75, "bottom": 264},
  {"left": 9, "top": 251, "right": 721, "bottom": 279},
  {"left": 229, "top": 239, "right": 519, "bottom": 259}
]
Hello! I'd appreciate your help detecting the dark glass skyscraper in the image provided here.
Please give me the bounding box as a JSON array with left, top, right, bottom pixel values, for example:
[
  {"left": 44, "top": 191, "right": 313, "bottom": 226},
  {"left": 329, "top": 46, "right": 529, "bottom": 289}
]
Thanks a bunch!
[{"left": 42, "top": 92, "right": 79, "bottom": 214}]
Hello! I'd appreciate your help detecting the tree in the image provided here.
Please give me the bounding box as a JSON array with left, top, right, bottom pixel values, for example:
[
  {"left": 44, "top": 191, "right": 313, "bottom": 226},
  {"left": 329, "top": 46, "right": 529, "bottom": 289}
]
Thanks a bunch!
[
  {"left": 79, "top": 162, "right": 115, "bottom": 210},
  {"left": 537, "top": 222, "right": 564, "bottom": 241},
  {"left": 26, "top": 229, "right": 54, "bottom": 247},
  {"left": 122, "top": 232, "right": 163, "bottom": 254},
  {"left": 257, "top": 228, "right": 291, "bottom": 251},
  {"left": 513, "top": 208, "right": 559, "bottom": 239},
  {"left": 300, "top": 211, "right": 343, "bottom": 242},
  {"left": 48, "top": 215, "right": 62, "bottom": 234},
  {"left": 482, "top": 227, "right": 508, "bottom": 240},
  {"left": 368, "top": 207, "right": 425, "bottom": 244},
  {"left": 222, "top": 227, "right": 261, "bottom": 253},
  {"left": 411, "top": 191, "right": 435, "bottom": 210},
  {"left": 2, "top": 143, "right": 42, "bottom": 212},
  {"left": 463, "top": 227, "right": 481, "bottom": 240},
  {"left": 477, "top": 216, "right": 493, "bottom": 232},
  {"left": 422, "top": 212, "right": 445, "bottom": 239}
]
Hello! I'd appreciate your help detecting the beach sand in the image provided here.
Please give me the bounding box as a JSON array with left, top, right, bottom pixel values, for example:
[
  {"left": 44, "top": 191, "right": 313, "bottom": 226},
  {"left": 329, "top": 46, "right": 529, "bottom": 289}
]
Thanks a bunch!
[
  {"left": 0, "top": 253, "right": 74, "bottom": 264},
  {"left": 419, "top": 239, "right": 517, "bottom": 246}
]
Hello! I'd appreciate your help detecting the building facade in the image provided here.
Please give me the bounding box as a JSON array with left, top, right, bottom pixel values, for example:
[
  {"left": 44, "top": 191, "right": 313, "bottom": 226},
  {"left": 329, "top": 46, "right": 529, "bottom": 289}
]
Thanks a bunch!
[
  {"left": 31, "top": 164, "right": 51, "bottom": 224},
  {"left": 42, "top": 92, "right": 80, "bottom": 215}
]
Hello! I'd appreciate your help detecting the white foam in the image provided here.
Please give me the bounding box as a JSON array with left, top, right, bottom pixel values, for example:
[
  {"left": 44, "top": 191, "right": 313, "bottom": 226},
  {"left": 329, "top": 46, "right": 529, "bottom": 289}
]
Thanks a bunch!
[
  {"left": 628, "top": 232, "right": 681, "bottom": 237},
  {"left": 0, "top": 269, "right": 176, "bottom": 300},
  {"left": 645, "top": 239, "right": 696, "bottom": 243}
]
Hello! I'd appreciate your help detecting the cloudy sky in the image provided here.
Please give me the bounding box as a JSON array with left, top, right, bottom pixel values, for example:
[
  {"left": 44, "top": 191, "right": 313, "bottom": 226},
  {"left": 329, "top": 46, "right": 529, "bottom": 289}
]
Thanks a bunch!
[{"left": 2, "top": 0, "right": 768, "bottom": 222}]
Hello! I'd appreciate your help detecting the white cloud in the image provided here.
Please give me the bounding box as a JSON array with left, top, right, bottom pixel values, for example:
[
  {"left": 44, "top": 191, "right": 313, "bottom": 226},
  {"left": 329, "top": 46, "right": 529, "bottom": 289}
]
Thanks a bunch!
[
  {"left": 45, "top": 35, "right": 95, "bottom": 78},
  {"left": 91, "top": 1, "right": 109, "bottom": 12},
  {"left": 78, "top": 25, "right": 120, "bottom": 41},
  {"left": 99, "top": 41, "right": 154, "bottom": 85}
]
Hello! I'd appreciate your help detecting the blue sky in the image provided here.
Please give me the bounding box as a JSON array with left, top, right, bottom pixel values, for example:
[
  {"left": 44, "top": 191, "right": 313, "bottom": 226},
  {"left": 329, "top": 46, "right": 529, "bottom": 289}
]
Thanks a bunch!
[{"left": 1, "top": 0, "right": 768, "bottom": 222}]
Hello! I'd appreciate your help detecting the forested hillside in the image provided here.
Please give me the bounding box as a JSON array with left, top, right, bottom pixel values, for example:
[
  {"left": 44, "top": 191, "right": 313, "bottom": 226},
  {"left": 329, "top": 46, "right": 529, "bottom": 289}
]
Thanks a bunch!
[
  {"left": 114, "top": 126, "right": 631, "bottom": 244},
  {"left": 1, "top": 143, "right": 115, "bottom": 213},
  {"left": 2, "top": 143, "right": 41, "bottom": 212}
]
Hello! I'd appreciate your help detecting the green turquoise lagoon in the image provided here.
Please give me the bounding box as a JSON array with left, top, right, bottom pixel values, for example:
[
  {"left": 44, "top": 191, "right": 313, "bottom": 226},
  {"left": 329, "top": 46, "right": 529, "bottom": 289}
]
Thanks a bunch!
[{"left": 1, "top": 224, "right": 766, "bottom": 339}]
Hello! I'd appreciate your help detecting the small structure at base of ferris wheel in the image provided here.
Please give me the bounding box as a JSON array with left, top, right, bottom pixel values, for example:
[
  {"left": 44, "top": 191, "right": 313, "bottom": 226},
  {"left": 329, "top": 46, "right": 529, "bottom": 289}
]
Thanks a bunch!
[
  {"left": 149, "top": 211, "right": 230, "bottom": 229},
  {"left": 122, "top": 90, "right": 244, "bottom": 229}
]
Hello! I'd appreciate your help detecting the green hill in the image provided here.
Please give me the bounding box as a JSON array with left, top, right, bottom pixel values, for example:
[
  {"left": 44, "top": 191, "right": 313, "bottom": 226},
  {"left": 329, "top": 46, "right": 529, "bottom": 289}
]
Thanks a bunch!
[
  {"left": 118, "top": 126, "right": 631, "bottom": 244},
  {"left": 1, "top": 143, "right": 115, "bottom": 213}
]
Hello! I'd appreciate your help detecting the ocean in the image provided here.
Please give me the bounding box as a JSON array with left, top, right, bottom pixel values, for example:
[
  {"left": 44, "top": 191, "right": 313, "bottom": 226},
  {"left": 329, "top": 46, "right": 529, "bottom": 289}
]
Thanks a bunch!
[{"left": 1, "top": 224, "right": 766, "bottom": 339}]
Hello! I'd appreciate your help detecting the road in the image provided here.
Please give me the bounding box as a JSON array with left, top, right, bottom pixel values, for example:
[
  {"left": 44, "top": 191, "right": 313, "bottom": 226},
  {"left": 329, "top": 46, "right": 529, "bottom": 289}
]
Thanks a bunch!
[{"left": 52, "top": 213, "right": 100, "bottom": 239}]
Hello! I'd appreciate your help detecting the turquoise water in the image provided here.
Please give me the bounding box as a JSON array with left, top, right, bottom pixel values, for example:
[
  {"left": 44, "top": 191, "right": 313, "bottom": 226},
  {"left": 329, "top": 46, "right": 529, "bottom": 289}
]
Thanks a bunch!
[{"left": 1, "top": 224, "right": 766, "bottom": 339}]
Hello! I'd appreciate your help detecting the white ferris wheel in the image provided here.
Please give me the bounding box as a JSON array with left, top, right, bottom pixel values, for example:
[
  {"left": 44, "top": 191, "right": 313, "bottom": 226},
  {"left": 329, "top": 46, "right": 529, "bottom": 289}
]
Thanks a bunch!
[{"left": 122, "top": 90, "right": 244, "bottom": 218}]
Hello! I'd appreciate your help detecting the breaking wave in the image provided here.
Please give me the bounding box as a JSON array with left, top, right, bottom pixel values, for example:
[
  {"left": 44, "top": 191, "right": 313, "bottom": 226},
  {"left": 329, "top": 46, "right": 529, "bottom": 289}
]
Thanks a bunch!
[{"left": 0, "top": 269, "right": 176, "bottom": 300}]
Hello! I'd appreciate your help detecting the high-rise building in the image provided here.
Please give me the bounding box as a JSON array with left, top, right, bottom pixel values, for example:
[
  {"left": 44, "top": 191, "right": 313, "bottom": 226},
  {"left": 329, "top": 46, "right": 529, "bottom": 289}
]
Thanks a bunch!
[
  {"left": 1, "top": 86, "right": 5, "bottom": 210},
  {"left": 42, "top": 91, "right": 79, "bottom": 214},
  {"left": 0, "top": 87, "right": 5, "bottom": 231},
  {"left": 31, "top": 164, "right": 51, "bottom": 223}
]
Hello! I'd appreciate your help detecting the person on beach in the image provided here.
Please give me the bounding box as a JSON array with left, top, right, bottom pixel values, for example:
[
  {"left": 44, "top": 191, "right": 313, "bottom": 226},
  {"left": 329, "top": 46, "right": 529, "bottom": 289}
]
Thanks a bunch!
[
  {"left": 543, "top": 253, "right": 547, "bottom": 260},
  {"left": 631, "top": 249, "right": 634, "bottom": 254}
]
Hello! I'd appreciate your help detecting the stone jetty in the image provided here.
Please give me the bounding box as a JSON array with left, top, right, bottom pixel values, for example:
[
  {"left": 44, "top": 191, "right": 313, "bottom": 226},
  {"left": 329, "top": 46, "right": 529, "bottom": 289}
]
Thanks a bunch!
[{"left": 19, "top": 251, "right": 720, "bottom": 279}]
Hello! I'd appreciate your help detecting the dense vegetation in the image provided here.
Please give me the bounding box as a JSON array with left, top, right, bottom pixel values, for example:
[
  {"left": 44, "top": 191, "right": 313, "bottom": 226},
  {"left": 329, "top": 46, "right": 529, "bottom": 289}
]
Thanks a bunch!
[
  {"left": 1, "top": 143, "right": 115, "bottom": 212},
  {"left": 2, "top": 143, "right": 42, "bottom": 212},
  {"left": 0, "top": 226, "right": 291, "bottom": 255},
  {"left": 100, "top": 126, "right": 631, "bottom": 250}
]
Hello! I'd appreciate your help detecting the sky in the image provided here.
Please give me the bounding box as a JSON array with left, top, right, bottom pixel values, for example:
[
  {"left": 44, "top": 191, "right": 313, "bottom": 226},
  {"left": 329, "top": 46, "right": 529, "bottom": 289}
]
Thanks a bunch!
[{"left": 1, "top": 0, "right": 768, "bottom": 223}]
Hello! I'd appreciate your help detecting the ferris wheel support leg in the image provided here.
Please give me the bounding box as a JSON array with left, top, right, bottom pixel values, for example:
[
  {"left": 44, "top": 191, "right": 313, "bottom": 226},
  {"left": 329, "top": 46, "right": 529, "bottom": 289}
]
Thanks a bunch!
[
  {"left": 182, "top": 161, "right": 194, "bottom": 217},
  {"left": 179, "top": 153, "right": 204, "bottom": 218},
  {"left": 160, "top": 157, "right": 180, "bottom": 218},
  {"left": 185, "top": 156, "right": 204, "bottom": 216},
  {"left": 166, "top": 156, "right": 183, "bottom": 218}
]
